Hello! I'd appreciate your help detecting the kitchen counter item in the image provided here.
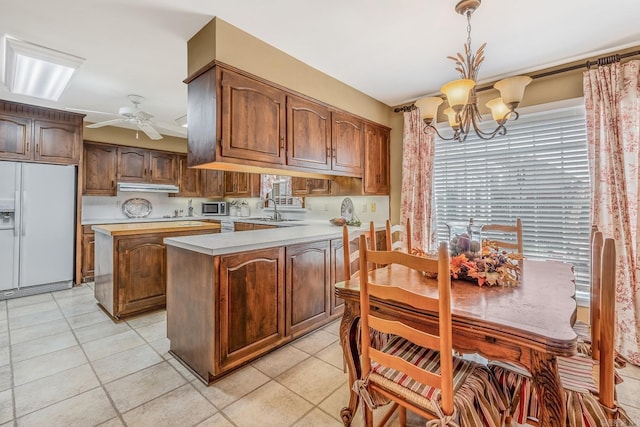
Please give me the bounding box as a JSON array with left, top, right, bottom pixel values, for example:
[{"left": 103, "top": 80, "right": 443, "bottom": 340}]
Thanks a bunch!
[{"left": 122, "top": 198, "right": 152, "bottom": 218}]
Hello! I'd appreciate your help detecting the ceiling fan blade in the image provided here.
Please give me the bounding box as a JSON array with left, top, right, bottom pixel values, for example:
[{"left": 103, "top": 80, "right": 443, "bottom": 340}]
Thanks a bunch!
[
  {"left": 155, "top": 121, "right": 188, "bottom": 134},
  {"left": 86, "top": 118, "right": 129, "bottom": 128},
  {"left": 138, "top": 122, "right": 163, "bottom": 140}
]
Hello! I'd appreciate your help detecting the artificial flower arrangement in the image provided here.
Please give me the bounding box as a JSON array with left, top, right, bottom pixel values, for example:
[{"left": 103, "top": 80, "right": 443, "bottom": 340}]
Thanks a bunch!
[{"left": 412, "top": 240, "right": 523, "bottom": 287}]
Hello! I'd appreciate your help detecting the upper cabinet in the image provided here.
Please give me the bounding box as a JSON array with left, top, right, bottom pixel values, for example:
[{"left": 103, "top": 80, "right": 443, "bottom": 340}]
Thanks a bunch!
[
  {"left": 363, "top": 123, "right": 390, "bottom": 195},
  {"left": 286, "top": 95, "right": 331, "bottom": 171},
  {"left": 331, "top": 111, "right": 364, "bottom": 175},
  {"left": 187, "top": 65, "right": 384, "bottom": 179},
  {"left": 117, "top": 147, "right": 177, "bottom": 185},
  {"left": 0, "top": 101, "right": 83, "bottom": 165},
  {"left": 224, "top": 171, "right": 260, "bottom": 197},
  {"left": 201, "top": 169, "right": 225, "bottom": 198},
  {"left": 174, "top": 155, "right": 201, "bottom": 197},
  {"left": 220, "top": 69, "right": 286, "bottom": 165},
  {"left": 83, "top": 142, "right": 118, "bottom": 196}
]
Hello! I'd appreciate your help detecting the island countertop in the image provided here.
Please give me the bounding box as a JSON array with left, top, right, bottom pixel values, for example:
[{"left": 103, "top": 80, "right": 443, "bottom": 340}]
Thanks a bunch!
[
  {"left": 164, "top": 223, "right": 380, "bottom": 256},
  {"left": 93, "top": 221, "right": 221, "bottom": 236}
]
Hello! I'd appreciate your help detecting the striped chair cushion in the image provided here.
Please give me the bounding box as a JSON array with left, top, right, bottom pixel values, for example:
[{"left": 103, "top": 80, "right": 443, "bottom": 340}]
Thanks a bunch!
[
  {"left": 363, "top": 336, "right": 506, "bottom": 427},
  {"left": 489, "top": 354, "right": 631, "bottom": 426},
  {"left": 573, "top": 320, "right": 626, "bottom": 369}
]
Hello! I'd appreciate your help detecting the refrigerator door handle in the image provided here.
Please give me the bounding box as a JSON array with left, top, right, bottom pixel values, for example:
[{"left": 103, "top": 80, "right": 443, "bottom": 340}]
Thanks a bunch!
[
  {"left": 21, "top": 191, "right": 26, "bottom": 236},
  {"left": 14, "top": 190, "right": 20, "bottom": 237}
]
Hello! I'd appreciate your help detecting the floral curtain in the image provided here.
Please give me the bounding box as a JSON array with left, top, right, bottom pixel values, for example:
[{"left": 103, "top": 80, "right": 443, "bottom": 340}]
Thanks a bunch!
[
  {"left": 400, "top": 109, "right": 437, "bottom": 251},
  {"left": 584, "top": 60, "right": 640, "bottom": 365}
]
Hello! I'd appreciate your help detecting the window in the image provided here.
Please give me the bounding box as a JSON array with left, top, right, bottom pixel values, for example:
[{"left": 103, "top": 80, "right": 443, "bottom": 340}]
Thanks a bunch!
[{"left": 433, "top": 106, "right": 591, "bottom": 299}]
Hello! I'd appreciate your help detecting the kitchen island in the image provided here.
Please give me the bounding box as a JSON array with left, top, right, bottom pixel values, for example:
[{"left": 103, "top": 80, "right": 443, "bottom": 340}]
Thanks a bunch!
[
  {"left": 164, "top": 224, "right": 379, "bottom": 384},
  {"left": 93, "top": 221, "right": 221, "bottom": 319}
]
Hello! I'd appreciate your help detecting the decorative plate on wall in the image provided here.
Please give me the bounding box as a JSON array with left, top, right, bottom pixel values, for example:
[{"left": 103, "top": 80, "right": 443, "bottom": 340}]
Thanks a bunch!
[
  {"left": 340, "top": 197, "right": 354, "bottom": 221},
  {"left": 122, "top": 198, "right": 152, "bottom": 218}
]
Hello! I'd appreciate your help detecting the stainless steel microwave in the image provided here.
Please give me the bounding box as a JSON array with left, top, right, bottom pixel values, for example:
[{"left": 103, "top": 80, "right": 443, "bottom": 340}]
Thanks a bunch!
[{"left": 201, "top": 201, "right": 227, "bottom": 216}]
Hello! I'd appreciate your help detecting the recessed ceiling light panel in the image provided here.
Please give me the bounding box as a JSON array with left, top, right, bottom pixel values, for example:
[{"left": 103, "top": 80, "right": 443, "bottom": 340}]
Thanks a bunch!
[{"left": 3, "top": 35, "right": 84, "bottom": 101}]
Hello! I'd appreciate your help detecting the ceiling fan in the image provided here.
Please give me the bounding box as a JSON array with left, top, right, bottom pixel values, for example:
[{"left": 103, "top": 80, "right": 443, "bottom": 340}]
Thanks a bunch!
[{"left": 70, "top": 94, "right": 166, "bottom": 140}]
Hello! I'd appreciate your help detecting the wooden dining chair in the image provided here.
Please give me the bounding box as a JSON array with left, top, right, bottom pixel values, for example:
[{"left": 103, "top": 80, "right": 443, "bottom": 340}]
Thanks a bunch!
[
  {"left": 385, "top": 218, "right": 412, "bottom": 253},
  {"left": 353, "top": 236, "right": 506, "bottom": 427},
  {"left": 342, "top": 221, "right": 376, "bottom": 279},
  {"left": 490, "top": 234, "right": 632, "bottom": 426},
  {"left": 480, "top": 218, "right": 523, "bottom": 253}
]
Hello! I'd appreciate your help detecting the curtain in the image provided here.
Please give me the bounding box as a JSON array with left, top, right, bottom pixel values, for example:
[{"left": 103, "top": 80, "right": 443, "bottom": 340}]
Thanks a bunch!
[
  {"left": 400, "top": 109, "right": 437, "bottom": 252},
  {"left": 584, "top": 60, "right": 640, "bottom": 366}
]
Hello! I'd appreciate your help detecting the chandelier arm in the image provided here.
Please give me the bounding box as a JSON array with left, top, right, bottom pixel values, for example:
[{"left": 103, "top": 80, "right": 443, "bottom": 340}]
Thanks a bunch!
[
  {"left": 469, "top": 111, "right": 508, "bottom": 140},
  {"left": 423, "top": 123, "right": 458, "bottom": 141}
]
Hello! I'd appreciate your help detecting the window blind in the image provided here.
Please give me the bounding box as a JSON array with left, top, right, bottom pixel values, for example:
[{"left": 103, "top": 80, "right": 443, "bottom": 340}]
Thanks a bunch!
[{"left": 433, "top": 106, "right": 591, "bottom": 297}]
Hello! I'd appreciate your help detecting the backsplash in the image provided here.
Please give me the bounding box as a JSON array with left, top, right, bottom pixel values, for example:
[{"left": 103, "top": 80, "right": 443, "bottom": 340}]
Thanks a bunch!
[{"left": 83, "top": 193, "right": 390, "bottom": 224}]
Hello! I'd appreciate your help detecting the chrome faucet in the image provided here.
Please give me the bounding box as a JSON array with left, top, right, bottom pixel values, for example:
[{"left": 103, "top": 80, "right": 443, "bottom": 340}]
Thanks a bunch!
[{"left": 265, "top": 197, "right": 282, "bottom": 221}]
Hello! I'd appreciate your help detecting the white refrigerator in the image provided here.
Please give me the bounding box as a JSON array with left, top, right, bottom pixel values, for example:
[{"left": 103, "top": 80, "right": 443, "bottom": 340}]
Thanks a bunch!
[{"left": 0, "top": 161, "right": 76, "bottom": 298}]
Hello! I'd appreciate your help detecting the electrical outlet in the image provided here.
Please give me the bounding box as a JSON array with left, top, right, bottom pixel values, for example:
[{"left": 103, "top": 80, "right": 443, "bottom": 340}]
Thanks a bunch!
[
  {"left": 362, "top": 204, "right": 367, "bottom": 213},
  {"left": 324, "top": 203, "right": 328, "bottom": 212},
  {"left": 370, "top": 202, "right": 376, "bottom": 213},
  {"left": 116, "top": 199, "right": 121, "bottom": 208}
]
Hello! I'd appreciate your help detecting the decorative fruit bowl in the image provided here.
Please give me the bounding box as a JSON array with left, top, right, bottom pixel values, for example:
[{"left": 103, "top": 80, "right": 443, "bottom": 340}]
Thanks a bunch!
[{"left": 329, "top": 217, "right": 361, "bottom": 227}]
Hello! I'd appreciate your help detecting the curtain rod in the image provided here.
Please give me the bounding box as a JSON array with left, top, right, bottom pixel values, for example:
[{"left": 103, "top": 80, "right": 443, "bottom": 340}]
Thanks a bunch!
[{"left": 394, "top": 49, "right": 640, "bottom": 113}]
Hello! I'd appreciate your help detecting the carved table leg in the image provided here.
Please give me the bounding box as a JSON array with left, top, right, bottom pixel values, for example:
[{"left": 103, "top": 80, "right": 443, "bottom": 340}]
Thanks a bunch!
[
  {"left": 530, "top": 351, "right": 566, "bottom": 426},
  {"left": 339, "top": 300, "right": 361, "bottom": 426}
]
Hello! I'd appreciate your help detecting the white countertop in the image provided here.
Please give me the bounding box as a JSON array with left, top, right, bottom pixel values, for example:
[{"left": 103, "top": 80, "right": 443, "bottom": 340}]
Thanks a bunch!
[{"left": 164, "top": 223, "right": 379, "bottom": 256}]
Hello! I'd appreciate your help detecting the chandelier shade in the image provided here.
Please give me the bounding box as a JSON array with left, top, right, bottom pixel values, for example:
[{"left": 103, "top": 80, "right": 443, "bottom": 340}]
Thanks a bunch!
[{"left": 415, "top": 0, "right": 530, "bottom": 142}]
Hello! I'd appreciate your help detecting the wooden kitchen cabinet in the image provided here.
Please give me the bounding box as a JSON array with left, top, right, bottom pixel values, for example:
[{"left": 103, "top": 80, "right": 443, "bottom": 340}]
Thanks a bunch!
[
  {"left": 117, "top": 147, "right": 177, "bottom": 185},
  {"left": 83, "top": 142, "right": 117, "bottom": 195},
  {"left": 174, "top": 155, "right": 200, "bottom": 197},
  {"left": 286, "top": 240, "right": 331, "bottom": 337},
  {"left": 34, "top": 120, "right": 81, "bottom": 164},
  {"left": 0, "top": 101, "right": 83, "bottom": 165},
  {"left": 363, "top": 123, "right": 390, "bottom": 194},
  {"left": 286, "top": 95, "right": 331, "bottom": 170},
  {"left": 220, "top": 69, "right": 286, "bottom": 165},
  {"left": 291, "top": 177, "right": 331, "bottom": 196},
  {"left": 201, "top": 169, "right": 224, "bottom": 198},
  {"left": 234, "top": 222, "right": 277, "bottom": 231},
  {"left": 224, "top": 172, "right": 260, "bottom": 197},
  {"left": 218, "top": 247, "right": 286, "bottom": 373},
  {"left": 94, "top": 222, "right": 220, "bottom": 319},
  {"left": 81, "top": 225, "right": 96, "bottom": 282},
  {"left": 331, "top": 111, "right": 364, "bottom": 175},
  {"left": 0, "top": 114, "right": 31, "bottom": 160}
]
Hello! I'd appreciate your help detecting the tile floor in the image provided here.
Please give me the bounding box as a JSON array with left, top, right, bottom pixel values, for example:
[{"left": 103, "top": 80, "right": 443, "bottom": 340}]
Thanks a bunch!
[{"left": 0, "top": 284, "right": 638, "bottom": 427}]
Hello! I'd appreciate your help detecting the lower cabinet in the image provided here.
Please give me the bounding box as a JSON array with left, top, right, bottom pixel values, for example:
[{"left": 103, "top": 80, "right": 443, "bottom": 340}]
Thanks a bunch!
[
  {"left": 117, "top": 235, "right": 167, "bottom": 317},
  {"left": 218, "top": 247, "right": 286, "bottom": 373},
  {"left": 286, "top": 241, "right": 331, "bottom": 337},
  {"left": 81, "top": 226, "right": 95, "bottom": 282},
  {"left": 329, "top": 238, "right": 346, "bottom": 315}
]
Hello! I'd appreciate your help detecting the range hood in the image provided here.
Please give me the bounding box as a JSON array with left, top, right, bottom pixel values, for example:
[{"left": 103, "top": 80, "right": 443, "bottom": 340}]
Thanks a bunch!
[{"left": 117, "top": 182, "right": 179, "bottom": 193}]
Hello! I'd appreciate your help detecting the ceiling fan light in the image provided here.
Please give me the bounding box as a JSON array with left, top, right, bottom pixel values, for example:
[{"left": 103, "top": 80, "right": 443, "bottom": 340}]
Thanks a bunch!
[
  {"left": 441, "top": 79, "right": 475, "bottom": 110},
  {"left": 486, "top": 97, "right": 510, "bottom": 123},
  {"left": 494, "top": 75, "right": 532, "bottom": 107},
  {"left": 414, "top": 96, "right": 443, "bottom": 124}
]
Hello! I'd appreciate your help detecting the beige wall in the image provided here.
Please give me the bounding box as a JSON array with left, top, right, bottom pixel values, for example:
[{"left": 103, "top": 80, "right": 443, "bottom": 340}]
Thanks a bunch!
[
  {"left": 84, "top": 126, "right": 187, "bottom": 153},
  {"left": 187, "top": 18, "right": 391, "bottom": 127}
]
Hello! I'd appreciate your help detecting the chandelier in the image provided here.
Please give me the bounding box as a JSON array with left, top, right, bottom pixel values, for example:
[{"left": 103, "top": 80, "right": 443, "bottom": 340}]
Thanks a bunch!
[{"left": 415, "top": 0, "right": 531, "bottom": 142}]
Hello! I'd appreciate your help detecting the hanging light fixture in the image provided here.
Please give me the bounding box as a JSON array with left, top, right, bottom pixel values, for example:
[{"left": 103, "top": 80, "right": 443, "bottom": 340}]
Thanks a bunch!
[{"left": 415, "top": 0, "right": 531, "bottom": 142}]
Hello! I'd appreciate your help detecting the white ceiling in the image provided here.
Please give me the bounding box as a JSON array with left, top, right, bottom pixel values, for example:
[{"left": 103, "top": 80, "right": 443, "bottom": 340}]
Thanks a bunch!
[{"left": 1, "top": 0, "right": 639, "bottom": 139}]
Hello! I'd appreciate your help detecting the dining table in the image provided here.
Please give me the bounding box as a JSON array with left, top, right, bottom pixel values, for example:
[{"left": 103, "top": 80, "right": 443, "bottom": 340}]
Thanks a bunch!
[{"left": 334, "top": 258, "right": 577, "bottom": 427}]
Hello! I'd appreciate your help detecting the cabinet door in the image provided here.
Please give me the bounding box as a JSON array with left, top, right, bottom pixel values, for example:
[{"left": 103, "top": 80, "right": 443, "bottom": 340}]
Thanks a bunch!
[
  {"left": 201, "top": 169, "right": 224, "bottom": 198},
  {"left": 220, "top": 70, "right": 286, "bottom": 164},
  {"left": 291, "top": 177, "right": 309, "bottom": 195},
  {"left": 34, "top": 120, "right": 80, "bottom": 164},
  {"left": 234, "top": 222, "right": 254, "bottom": 232},
  {"left": 329, "top": 238, "right": 345, "bottom": 315},
  {"left": 307, "top": 178, "right": 331, "bottom": 195},
  {"left": 218, "top": 247, "right": 285, "bottom": 372},
  {"left": 174, "top": 155, "right": 200, "bottom": 197},
  {"left": 0, "top": 114, "right": 31, "bottom": 160},
  {"left": 285, "top": 240, "right": 330, "bottom": 337},
  {"left": 81, "top": 226, "right": 95, "bottom": 282},
  {"left": 224, "top": 172, "right": 259, "bottom": 197},
  {"left": 117, "top": 147, "right": 148, "bottom": 183},
  {"left": 286, "top": 95, "right": 331, "bottom": 170},
  {"left": 363, "top": 124, "right": 390, "bottom": 194},
  {"left": 331, "top": 111, "right": 364, "bottom": 175},
  {"left": 117, "top": 235, "right": 166, "bottom": 317},
  {"left": 149, "top": 151, "right": 177, "bottom": 185},
  {"left": 83, "top": 143, "right": 117, "bottom": 195}
]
